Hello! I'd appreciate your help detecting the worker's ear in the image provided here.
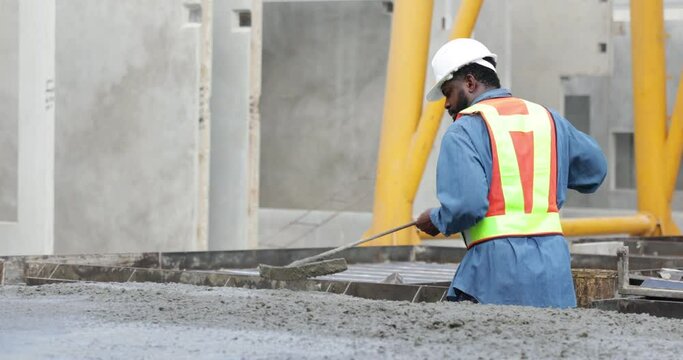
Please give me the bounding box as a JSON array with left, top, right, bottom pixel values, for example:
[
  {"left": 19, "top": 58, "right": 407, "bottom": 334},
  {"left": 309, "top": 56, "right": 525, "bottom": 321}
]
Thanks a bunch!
[{"left": 464, "top": 74, "right": 478, "bottom": 93}]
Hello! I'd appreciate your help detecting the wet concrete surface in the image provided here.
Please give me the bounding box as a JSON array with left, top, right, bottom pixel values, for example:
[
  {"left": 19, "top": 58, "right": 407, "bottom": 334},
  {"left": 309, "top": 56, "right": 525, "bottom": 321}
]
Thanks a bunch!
[{"left": 1, "top": 282, "right": 682, "bottom": 359}]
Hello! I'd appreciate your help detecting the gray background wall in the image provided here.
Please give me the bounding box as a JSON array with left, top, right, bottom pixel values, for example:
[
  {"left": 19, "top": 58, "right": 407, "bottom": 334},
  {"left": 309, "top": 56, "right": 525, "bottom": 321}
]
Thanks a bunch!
[
  {"left": 260, "top": 0, "right": 390, "bottom": 212},
  {"left": 563, "top": 9, "right": 683, "bottom": 210}
]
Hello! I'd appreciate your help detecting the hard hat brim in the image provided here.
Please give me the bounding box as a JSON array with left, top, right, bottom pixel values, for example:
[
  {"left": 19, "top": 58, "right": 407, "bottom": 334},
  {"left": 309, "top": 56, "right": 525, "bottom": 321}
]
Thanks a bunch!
[
  {"left": 426, "top": 72, "right": 452, "bottom": 101},
  {"left": 426, "top": 77, "right": 446, "bottom": 101}
]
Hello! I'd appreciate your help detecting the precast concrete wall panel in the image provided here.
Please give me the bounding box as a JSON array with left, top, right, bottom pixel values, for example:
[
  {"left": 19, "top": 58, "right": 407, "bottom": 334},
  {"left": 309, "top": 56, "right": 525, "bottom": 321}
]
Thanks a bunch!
[
  {"left": 209, "top": 0, "right": 258, "bottom": 250},
  {"left": 54, "top": 0, "right": 201, "bottom": 253},
  {"left": 0, "top": 0, "right": 19, "bottom": 221}
]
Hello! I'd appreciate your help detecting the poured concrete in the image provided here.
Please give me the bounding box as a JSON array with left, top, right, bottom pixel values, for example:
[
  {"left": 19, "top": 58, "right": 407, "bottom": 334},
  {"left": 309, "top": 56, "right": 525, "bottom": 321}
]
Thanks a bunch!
[{"left": 1, "top": 282, "right": 682, "bottom": 359}]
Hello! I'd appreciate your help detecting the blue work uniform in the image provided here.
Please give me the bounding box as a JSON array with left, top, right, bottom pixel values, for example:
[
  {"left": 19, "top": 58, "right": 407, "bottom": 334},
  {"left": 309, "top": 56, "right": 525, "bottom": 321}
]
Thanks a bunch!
[{"left": 429, "top": 88, "right": 607, "bottom": 308}]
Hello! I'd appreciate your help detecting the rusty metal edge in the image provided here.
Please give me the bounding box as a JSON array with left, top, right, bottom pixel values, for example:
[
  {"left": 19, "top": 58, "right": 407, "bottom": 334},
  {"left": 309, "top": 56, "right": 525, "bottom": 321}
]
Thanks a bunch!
[
  {"left": 22, "top": 262, "right": 448, "bottom": 303},
  {"left": 2, "top": 244, "right": 682, "bottom": 285},
  {"left": 617, "top": 247, "right": 683, "bottom": 300}
]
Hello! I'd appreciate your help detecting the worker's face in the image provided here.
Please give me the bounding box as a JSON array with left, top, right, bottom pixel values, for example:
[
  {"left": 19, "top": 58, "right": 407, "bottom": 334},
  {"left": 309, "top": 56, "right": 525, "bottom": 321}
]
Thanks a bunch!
[{"left": 441, "top": 74, "right": 476, "bottom": 119}]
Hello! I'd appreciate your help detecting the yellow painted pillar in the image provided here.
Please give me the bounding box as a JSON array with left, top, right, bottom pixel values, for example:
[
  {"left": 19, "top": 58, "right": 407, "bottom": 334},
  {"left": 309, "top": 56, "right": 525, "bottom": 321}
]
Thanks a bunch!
[
  {"left": 365, "top": 0, "right": 434, "bottom": 246},
  {"left": 665, "top": 72, "right": 683, "bottom": 202},
  {"left": 404, "top": 0, "right": 484, "bottom": 202},
  {"left": 630, "top": 0, "right": 680, "bottom": 234}
]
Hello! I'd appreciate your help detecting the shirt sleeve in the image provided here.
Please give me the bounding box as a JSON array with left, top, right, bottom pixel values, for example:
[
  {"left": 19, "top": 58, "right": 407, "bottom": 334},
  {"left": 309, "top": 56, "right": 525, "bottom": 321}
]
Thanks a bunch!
[
  {"left": 429, "top": 125, "right": 490, "bottom": 236},
  {"left": 551, "top": 111, "right": 608, "bottom": 193}
]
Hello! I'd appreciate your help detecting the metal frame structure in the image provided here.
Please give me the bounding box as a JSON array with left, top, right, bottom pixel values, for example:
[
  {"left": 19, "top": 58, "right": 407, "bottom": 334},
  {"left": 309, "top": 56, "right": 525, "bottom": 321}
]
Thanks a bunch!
[
  {"left": 617, "top": 246, "right": 683, "bottom": 299},
  {"left": 590, "top": 246, "right": 683, "bottom": 318},
  {"left": 3, "top": 238, "right": 683, "bottom": 309},
  {"left": 366, "top": 0, "right": 682, "bottom": 246}
]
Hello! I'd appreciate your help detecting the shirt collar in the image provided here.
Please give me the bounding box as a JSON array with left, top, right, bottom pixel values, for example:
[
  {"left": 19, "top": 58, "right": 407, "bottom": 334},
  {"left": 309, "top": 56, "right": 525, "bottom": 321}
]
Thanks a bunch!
[{"left": 471, "top": 88, "right": 512, "bottom": 105}]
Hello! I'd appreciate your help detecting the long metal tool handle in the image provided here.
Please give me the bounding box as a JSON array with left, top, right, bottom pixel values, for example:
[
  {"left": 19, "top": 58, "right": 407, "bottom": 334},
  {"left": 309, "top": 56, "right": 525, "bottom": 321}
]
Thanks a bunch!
[{"left": 287, "top": 221, "right": 418, "bottom": 267}]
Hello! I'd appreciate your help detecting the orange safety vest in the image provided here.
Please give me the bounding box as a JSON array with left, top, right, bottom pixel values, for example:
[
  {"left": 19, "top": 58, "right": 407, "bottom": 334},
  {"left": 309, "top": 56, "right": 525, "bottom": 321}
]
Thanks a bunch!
[{"left": 456, "top": 97, "right": 562, "bottom": 248}]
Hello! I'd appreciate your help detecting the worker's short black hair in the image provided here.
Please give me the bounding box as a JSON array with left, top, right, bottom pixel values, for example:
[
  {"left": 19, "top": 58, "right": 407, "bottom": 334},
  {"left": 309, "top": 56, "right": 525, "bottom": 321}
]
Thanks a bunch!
[{"left": 451, "top": 56, "right": 501, "bottom": 88}]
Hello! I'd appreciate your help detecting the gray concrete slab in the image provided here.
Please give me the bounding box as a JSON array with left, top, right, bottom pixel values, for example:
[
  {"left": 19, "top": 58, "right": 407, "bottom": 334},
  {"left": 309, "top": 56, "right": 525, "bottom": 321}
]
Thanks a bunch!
[{"left": 1, "top": 282, "right": 682, "bottom": 359}]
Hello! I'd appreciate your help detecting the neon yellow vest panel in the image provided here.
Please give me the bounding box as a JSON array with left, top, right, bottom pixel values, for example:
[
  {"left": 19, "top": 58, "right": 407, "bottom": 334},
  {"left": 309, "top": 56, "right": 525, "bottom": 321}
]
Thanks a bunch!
[{"left": 456, "top": 97, "right": 562, "bottom": 248}]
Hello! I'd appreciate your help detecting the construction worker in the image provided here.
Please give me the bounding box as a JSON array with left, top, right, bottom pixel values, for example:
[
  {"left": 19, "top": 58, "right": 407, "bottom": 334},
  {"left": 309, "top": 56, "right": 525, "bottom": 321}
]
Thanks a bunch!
[{"left": 415, "top": 39, "right": 607, "bottom": 308}]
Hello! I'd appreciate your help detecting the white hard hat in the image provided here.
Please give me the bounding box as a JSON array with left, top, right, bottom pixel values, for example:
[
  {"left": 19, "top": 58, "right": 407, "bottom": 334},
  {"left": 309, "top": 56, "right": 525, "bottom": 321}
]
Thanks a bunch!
[{"left": 426, "top": 38, "right": 497, "bottom": 101}]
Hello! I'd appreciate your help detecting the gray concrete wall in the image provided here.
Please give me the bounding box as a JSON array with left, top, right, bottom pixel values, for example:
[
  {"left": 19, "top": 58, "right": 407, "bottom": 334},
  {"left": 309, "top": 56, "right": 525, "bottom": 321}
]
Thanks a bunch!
[
  {"left": 260, "top": 0, "right": 390, "bottom": 212},
  {"left": 507, "top": 0, "right": 612, "bottom": 111},
  {"left": 563, "top": 13, "right": 683, "bottom": 211},
  {"left": 54, "top": 0, "right": 201, "bottom": 254},
  {"left": 0, "top": 0, "right": 18, "bottom": 221}
]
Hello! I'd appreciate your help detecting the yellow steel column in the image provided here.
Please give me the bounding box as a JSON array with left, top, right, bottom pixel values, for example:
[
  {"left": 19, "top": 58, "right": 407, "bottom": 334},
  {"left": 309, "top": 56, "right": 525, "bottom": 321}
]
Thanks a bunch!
[
  {"left": 404, "top": 0, "right": 484, "bottom": 202},
  {"left": 630, "top": 0, "right": 679, "bottom": 235},
  {"left": 560, "top": 215, "right": 656, "bottom": 237},
  {"left": 420, "top": 215, "right": 657, "bottom": 239},
  {"left": 365, "top": 0, "right": 434, "bottom": 246},
  {"left": 665, "top": 72, "right": 683, "bottom": 202}
]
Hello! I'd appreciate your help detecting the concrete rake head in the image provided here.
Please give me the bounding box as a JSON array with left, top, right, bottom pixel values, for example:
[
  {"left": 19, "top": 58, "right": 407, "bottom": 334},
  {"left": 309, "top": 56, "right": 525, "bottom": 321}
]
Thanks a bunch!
[
  {"left": 258, "top": 258, "right": 348, "bottom": 281},
  {"left": 257, "top": 222, "right": 417, "bottom": 281}
]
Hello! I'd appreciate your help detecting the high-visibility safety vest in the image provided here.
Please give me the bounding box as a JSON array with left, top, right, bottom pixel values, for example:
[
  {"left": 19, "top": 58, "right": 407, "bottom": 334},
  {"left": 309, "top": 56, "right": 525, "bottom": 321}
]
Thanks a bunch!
[{"left": 456, "top": 97, "right": 562, "bottom": 248}]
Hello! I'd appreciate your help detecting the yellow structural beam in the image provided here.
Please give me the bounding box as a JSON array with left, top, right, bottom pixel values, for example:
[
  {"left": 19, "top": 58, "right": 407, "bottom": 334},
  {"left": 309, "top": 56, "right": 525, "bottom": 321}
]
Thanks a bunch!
[
  {"left": 404, "top": 0, "right": 485, "bottom": 202},
  {"left": 559, "top": 215, "right": 656, "bottom": 237},
  {"left": 365, "top": 0, "right": 435, "bottom": 246},
  {"left": 419, "top": 214, "right": 657, "bottom": 239},
  {"left": 666, "top": 71, "right": 683, "bottom": 202},
  {"left": 367, "top": 0, "right": 484, "bottom": 246},
  {"left": 630, "top": 0, "right": 680, "bottom": 235}
]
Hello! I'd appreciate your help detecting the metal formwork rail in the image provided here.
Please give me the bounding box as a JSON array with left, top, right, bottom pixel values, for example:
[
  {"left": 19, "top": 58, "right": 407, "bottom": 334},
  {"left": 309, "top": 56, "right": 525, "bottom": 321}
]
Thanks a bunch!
[
  {"left": 617, "top": 247, "right": 683, "bottom": 300},
  {"left": 22, "top": 262, "right": 449, "bottom": 304}
]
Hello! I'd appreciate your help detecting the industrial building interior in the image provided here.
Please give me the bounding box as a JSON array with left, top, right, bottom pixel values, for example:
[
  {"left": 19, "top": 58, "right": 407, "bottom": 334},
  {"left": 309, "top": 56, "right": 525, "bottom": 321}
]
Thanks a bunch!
[{"left": 1, "top": 0, "right": 682, "bottom": 358}]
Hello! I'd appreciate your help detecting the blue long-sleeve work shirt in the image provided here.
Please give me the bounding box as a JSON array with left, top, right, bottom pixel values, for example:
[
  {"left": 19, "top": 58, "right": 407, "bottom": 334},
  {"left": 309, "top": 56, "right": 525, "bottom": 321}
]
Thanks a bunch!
[{"left": 429, "top": 88, "right": 607, "bottom": 307}]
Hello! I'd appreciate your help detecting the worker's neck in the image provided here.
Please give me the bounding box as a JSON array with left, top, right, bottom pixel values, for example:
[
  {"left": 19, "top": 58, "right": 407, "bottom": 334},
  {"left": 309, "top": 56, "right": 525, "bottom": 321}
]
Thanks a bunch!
[{"left": 470, "top": 85, "right": 498, "bottom": 104}]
